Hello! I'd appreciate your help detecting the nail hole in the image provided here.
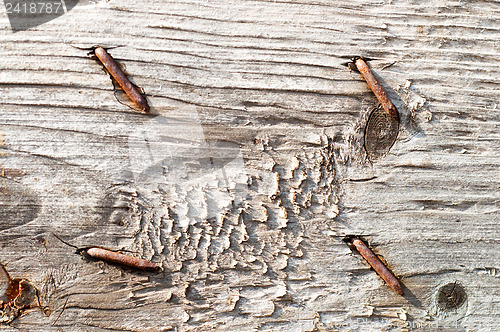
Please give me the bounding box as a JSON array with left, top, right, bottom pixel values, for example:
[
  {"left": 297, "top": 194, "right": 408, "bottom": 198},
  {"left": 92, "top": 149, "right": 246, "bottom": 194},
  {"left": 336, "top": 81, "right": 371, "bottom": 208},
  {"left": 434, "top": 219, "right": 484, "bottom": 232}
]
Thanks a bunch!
[{"left": 437, "top": 282, "right": 467, "bottom": 311}]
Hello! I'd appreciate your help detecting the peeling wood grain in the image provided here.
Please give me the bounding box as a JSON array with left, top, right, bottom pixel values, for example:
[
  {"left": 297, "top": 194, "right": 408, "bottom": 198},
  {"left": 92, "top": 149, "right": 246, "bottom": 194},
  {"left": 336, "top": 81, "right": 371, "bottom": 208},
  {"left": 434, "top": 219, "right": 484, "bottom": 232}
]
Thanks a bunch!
[{"left": 0, "top": 0, "right": 499, "bottom": 331}]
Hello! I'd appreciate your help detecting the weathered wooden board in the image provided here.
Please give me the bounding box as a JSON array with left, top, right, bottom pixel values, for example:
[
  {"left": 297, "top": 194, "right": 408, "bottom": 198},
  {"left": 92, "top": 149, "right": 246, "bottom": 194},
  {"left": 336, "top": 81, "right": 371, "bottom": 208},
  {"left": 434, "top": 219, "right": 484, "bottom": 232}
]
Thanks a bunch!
[{"left": 0, "top": 0, "right": 499, "bottom": 331}]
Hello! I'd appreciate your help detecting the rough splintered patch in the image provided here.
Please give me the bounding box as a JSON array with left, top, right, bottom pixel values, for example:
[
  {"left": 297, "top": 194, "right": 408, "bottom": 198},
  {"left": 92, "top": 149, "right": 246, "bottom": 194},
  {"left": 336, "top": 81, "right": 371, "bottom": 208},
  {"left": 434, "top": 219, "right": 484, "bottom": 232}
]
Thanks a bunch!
[
  {"left": 396, "top": 80, "right": 432, "bottom": 137},
  {"left": 96, "top": 129, "right": 342, "bottom": 329},
  {"left": 127, "top": 112, "right": 249, "bottom": 229},
  {"left": 238, "top": 283, "right": 287, "bottom": 317}
]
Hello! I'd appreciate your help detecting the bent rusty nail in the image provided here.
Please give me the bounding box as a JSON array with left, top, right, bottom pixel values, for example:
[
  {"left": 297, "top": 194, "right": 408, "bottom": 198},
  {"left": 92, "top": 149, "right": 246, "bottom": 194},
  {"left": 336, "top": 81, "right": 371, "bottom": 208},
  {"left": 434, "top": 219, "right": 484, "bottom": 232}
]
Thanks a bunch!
[
  {"left": 349, "top": 237, "right": 404, "bottom": 296},
  {"left": 93, "top": 46, "right": 150, "bottom": 112},
  {"left": 52, "top": 233, "right": 160, "bottom": 272},
  {"left": 353, "top": 57, "right": 399, "bottom": 122},
  {"left": 84, "top": 247, "right": 160, "bottom": 271}
]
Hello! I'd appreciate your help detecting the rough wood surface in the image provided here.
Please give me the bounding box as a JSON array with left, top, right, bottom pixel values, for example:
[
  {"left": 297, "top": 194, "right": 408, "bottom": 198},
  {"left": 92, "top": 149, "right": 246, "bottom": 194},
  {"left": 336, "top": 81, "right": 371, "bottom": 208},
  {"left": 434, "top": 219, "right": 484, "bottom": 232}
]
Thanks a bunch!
[{"left": 0, "top": 0, "right": 499, "bottom": 331}]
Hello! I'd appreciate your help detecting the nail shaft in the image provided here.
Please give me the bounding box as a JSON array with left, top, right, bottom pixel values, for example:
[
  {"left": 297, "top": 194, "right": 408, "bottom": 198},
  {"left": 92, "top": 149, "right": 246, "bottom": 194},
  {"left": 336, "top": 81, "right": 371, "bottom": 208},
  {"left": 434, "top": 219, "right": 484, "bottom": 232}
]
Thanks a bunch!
[
  {"left": 354, "top": 57, "right": 399, "bottom": 122},
  {"left": 93, "top": 46, "right": 150, "bottom": 112},
  {"left": 350, "top": 237, "right": 404, "bottom": 295},
  {"left": 85, "top": 247, "right": 159, "bottom": 271}
]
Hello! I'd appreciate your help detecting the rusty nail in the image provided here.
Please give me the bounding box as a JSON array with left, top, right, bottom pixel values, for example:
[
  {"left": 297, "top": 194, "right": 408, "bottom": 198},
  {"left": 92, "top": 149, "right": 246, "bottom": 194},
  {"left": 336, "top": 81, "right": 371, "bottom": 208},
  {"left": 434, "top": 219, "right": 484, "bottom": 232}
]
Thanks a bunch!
[
  {"left": 349, "top": 237, "right": 404, "bottom": 296},
  {"left": 52, "top": 233, "right": 160, "bottom": 271},
  {"left": 353, "top": 57, "right": 399, "bottom": 122},
  {"left": 93, "top": 46, "right": 150, "bottom": 112},
  {"left": 84, "top": 247, "right": 160, "bottom": 271}
]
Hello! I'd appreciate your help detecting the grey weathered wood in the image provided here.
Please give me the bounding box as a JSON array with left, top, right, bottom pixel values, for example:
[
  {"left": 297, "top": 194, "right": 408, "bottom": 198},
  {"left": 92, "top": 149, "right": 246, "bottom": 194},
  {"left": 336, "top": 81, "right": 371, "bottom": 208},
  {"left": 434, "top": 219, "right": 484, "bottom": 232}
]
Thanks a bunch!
[{"left": 0, "top": 0, "right": 499, "bottom": 331}]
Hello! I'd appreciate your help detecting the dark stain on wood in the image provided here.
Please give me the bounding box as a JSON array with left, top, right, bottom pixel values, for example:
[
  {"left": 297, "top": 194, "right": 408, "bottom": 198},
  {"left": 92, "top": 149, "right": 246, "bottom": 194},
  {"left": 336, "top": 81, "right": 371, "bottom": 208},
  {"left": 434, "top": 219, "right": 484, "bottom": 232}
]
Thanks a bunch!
[
  {"left": 0, "top": 264, "right": 43, "bottom": 324},
  {"left": 0, "top": 182, "right": 40, "bottom": 231}
]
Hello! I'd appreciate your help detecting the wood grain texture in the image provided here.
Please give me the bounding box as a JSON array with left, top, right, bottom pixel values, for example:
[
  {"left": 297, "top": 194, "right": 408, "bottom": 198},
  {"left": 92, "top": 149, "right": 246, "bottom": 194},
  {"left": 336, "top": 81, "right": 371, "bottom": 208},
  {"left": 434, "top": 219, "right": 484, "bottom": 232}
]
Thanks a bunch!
[{"left": 0, "top": 0, "right": 499, "bottom": 331}]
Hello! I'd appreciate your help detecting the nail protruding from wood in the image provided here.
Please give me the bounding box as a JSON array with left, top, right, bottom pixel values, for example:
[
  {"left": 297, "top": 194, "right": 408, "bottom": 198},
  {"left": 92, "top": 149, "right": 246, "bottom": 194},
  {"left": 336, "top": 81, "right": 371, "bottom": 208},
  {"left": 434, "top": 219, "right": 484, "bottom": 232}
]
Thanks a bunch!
[
  {"left": 84, "top": 247, "right": 160, "bottom": 271},
  {"left": 92, "top": 46, "right": 150, "bottom": 112},
  {"left": 51, "top": 234, "right": 161, "bottom": 272},
  {"left": 353, "top": 57, "right": 399, "bottom": 123},
  {"left": 348, "top": 237, "right": 404, "bottom": 296}
]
